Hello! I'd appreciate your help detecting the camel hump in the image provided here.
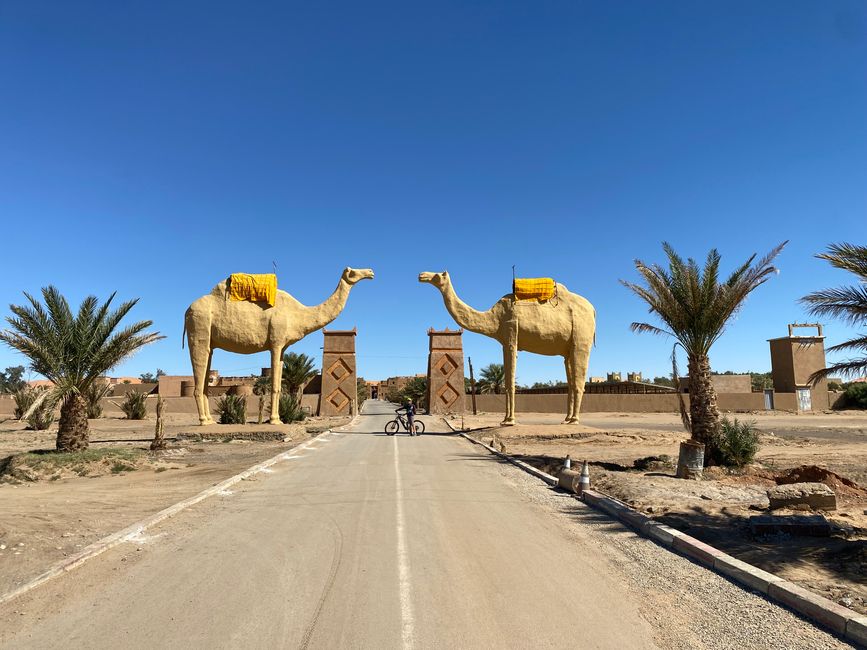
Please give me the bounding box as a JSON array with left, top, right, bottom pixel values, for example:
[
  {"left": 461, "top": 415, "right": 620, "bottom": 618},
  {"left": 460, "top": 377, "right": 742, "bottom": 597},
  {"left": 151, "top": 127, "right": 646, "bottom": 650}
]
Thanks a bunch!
[{"left": 210, "top": 280, "right": 229, "bottom": 297}]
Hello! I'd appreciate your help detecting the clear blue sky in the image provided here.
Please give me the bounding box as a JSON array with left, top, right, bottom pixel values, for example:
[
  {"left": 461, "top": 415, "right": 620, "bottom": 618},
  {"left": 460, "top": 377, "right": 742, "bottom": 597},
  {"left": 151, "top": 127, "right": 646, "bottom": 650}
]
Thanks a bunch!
[{"left": 1, "top": 1, "right": 865, "bottom": 384}]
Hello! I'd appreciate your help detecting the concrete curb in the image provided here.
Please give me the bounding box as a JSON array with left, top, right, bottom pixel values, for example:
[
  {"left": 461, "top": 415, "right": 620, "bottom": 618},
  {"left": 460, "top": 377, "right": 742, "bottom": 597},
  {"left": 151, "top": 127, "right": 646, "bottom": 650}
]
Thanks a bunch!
[
  {"left": 448, "top": 418, "right": 865, "bottom": 646},
  {"left": 0, "top": 428, "right": 337, "bottom": 607}
]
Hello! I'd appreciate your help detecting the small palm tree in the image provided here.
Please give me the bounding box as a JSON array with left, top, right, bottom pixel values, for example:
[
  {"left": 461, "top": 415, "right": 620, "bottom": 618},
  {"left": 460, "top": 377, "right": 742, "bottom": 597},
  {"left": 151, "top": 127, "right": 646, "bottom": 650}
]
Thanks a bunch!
[
  {"left": 477, "top": 363, "right": 506, "bottom": 395},
  {"left": 621, "top": 242, "right": 785, "bottom": 466},
  {"left": 801, "top": 243, "right": 867, "bottom": 382},
  {"left": 0, "top": 287, "right": 162, "bottom": 451},
  {"left": 281, "top": 352, "right": 317, "bottom": 402}
]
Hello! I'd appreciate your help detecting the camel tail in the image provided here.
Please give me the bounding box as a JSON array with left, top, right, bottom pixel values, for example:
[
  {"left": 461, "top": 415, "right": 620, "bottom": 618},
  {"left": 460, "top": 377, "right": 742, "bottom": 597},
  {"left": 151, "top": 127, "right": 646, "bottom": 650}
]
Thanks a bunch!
[{"left": 182, "top": 321, "right": 187, "bottom": 349}]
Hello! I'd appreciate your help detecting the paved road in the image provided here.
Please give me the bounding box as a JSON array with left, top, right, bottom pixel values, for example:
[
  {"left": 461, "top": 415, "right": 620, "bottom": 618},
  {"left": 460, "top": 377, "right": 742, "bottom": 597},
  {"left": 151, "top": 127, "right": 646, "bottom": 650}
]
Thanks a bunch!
[{"left": 0, "top": 402, "right": 849, "bottom": 649}]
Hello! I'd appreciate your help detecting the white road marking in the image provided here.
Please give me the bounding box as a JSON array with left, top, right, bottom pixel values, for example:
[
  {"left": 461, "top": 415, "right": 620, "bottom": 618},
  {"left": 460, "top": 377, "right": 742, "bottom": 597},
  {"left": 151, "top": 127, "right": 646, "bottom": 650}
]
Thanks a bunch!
[
  {"left": 124, "top": 529, "right": 164, "bottom": 544},
  {"left": 393, "top": 436, "right": 415, "bottom": 649}
]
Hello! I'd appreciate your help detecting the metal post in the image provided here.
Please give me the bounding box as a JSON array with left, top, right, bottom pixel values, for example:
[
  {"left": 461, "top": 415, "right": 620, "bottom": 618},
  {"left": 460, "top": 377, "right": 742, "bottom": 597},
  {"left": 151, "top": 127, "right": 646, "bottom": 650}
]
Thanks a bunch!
[{"left": 468, "top": 357, "right": 478, "bottom": 416}]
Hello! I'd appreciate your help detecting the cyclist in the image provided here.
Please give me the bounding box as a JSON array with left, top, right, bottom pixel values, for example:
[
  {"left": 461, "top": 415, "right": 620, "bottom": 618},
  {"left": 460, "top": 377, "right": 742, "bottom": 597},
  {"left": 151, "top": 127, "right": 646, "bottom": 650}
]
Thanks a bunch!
[{"left": 396, "top": 399, "right": 417, "bottom": 436}]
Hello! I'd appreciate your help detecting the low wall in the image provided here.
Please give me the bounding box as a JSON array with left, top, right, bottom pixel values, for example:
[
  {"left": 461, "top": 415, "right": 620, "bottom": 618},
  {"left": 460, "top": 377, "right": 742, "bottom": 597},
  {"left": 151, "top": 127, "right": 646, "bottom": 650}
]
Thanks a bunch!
[
  {"left": 0, "top": 390, "right": 836, "bottom": 420},
  {"left": 462, "top": 391, "right": 830, "bottom": 414},
  {"left": 0, "top": 393, "right": 328, "bottom": 419}
]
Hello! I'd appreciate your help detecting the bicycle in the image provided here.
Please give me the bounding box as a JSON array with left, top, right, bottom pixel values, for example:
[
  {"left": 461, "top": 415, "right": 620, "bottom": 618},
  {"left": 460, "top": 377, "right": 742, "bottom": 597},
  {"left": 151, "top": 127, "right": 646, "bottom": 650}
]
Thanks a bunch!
[{"left": 385, "top": 409, "right": 425, "bottom": 436}]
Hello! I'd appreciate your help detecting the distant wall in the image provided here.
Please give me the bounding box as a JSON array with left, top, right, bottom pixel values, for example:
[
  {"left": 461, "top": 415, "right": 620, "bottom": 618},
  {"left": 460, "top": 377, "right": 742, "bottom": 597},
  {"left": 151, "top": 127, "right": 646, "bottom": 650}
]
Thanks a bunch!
[
  {"left": 678, "top": 374, "right": 752, "bottom": 394},
  {"left": 462, "top": 391, "right": 829, "bottom": 414},
  {"left": 0, "top": 395, "right": 307, "bottom": 419},
  {"left": 0, "top": 390, "right": 837, "bottom": 420}
]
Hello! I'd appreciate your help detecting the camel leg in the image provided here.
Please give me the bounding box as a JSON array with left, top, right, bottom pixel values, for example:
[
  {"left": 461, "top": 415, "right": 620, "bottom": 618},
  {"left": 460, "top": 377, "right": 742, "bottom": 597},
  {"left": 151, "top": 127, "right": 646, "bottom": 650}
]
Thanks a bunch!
[
  {"left": 563, "top": 354, "right": 576, "bottom": 423},
  {"left": 188, "top": 338, "right": 214, "bottom": 426},
  {"left": 567, "top": 343, "right": 591, "bottom": 425},
  {"left": 203, "top": 349, "right": 214, "bottom": 424},
  {"left": 269, "top": 347, "right": 283, "bottom": 424}
]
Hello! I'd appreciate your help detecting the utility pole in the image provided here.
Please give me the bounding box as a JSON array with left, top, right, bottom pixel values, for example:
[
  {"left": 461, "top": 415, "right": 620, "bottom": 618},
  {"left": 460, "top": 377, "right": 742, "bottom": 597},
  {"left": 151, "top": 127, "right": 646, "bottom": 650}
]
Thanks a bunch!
[{"left": 468, "top": 357, "right": 478, "bottom": 416}]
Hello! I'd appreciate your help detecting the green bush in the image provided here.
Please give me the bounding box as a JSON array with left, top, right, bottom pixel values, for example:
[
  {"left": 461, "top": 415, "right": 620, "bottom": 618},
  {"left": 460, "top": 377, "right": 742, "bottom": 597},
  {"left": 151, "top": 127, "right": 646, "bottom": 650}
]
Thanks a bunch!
[
  {"left": 216, "top": 394, "right": 247, "bottom": 425},
  {"left": 119, "top": 391, "right": 148, "bottom": 420},
  {"left": 278, "top": 393, "right": 306, "bottom": 423},
  {"left": 25, "top": 391, "right": 57, "bottom": 431},
  {"left": 13, "top": 386, "right": 42, "bottom": 419},
  {"left": 712, "top": 417, "right": 760, "bottom": 468},
  {"left": 843, "top": 383, "right": 867, "bottom": 409},
  {"left": 84, "top": 380, "right": 112, "bottom": 419}
]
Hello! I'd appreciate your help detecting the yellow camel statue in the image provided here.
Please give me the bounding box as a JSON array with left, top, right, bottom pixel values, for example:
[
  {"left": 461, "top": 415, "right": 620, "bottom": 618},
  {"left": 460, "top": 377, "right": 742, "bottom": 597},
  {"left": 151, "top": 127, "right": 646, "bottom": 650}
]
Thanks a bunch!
[
  {"left": 185, "top": 267, "right": 374, "bottom": 425},
  {"left": 419, "top": 271, "right": 595, "bottom": 425}
]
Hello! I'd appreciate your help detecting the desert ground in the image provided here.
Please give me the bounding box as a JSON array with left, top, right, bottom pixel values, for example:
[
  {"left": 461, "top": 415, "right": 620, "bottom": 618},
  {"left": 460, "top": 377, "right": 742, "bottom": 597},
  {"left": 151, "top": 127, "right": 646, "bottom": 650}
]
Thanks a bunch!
[
  {"left": 3, "top": 405, "right": 865, "bottom": 629},
  {"left": 448, "top": 409, "right": 867, "bottom": 615},
  {"left": 0, "top": 412, "right": 350, "bottom": 595}
]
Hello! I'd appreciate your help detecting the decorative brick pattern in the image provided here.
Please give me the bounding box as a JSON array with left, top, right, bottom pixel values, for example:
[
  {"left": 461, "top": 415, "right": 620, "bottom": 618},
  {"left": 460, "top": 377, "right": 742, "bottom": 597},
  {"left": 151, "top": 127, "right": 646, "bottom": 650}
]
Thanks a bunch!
[
  {"left": 318, "top": 329, "right": 357, "bottom": 416},
  {"left": 426, "top": 329, "right": 465, "bottom": 414}
]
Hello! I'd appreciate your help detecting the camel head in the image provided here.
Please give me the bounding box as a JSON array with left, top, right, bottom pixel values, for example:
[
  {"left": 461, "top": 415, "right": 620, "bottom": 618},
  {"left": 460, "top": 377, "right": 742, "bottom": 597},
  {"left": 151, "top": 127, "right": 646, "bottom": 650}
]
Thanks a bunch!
[
  {"left": 418, "top": 271, "right": 450, "bottom": 291},
  {"left": 342, "top": 267, "right": 375, "bottom": 285}
]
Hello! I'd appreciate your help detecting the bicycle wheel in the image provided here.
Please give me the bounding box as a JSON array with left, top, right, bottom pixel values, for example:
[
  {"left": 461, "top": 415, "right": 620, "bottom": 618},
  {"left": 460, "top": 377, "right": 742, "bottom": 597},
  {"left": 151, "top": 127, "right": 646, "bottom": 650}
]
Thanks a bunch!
[
  {"left": 385, "top": 420, "right": 399, "bottom": 435},
  {"left": 413, "top": 421, "right": 425, "bottom": 435}
]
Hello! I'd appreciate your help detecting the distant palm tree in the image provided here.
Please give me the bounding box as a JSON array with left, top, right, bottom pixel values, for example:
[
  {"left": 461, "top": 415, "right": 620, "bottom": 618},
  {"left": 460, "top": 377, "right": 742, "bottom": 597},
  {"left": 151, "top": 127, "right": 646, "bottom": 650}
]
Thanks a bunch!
[
  {"left": 477, "top": 363, "right": 506, "bottom": 395},
  {"left": 621, "top": 242, "right": 785, "bottom": 463},
  {"left": 800, "top": 243, "right": 867, "bottom": 382},
  {"left": 0, "top": 287, "right": 162, "bottom": 451},
  {"left": 282, "top": 352, "right": 317, "bottom": 402}
]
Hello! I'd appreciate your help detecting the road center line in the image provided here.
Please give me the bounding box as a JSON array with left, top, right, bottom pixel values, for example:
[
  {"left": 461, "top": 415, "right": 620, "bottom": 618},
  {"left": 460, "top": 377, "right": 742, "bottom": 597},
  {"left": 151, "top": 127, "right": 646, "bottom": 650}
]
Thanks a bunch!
[{"left": 393, "top": 436, "right": 415, "bottom": 649}]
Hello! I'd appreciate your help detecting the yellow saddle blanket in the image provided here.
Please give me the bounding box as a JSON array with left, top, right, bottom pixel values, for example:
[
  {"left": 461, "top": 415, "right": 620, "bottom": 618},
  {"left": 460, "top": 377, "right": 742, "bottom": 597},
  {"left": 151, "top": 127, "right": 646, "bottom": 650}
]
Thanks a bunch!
[
  {"left": 513, "top": 277, "right": 556, "bottom": 301},
  {"left": 228, "top": 273, "right": 277, "bottom": 307}
]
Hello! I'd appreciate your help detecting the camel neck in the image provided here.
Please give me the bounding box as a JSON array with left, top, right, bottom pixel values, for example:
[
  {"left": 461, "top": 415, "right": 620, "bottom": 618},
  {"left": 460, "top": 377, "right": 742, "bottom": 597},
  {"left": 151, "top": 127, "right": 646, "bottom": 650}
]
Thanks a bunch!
[
  {"left": 439, "top": 279, "right": 499, "bottom": 337},
  {"left": 303, "top": 278, "right": 351, "bottom": 334}
]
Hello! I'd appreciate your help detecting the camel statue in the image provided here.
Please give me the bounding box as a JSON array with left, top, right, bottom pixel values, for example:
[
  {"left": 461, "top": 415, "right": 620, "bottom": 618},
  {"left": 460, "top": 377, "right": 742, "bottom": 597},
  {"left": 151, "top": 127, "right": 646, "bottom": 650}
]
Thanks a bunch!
[
  {"left": 419, "top": 271, "right": 595, "bottom": 425},
  {"left": 184, "top": 267, "right": 374, "bottom": 425}
]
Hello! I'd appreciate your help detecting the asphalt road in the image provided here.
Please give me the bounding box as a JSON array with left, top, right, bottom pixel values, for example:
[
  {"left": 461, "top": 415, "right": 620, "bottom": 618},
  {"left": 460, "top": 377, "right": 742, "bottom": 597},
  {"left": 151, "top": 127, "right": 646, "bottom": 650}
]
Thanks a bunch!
[{"left": 0, "top": 400, "right": 661, "bottom": 649}]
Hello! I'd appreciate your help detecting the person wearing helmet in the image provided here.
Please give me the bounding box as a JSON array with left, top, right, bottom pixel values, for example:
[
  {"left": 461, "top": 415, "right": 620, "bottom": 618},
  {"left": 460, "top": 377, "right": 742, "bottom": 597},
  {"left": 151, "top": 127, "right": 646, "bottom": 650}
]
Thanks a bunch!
[{"left": 397, "top": 398, "right": 417, "bottom": 435}]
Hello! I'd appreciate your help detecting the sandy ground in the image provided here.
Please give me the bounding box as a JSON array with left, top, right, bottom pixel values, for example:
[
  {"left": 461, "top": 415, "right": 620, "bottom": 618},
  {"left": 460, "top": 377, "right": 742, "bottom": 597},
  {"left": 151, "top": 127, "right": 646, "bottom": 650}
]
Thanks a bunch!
[
  {"left": 0, "top": 404, "right": 849, "bottom": 650},
  {"left": 449, "top": 410, "right": 867, "bottom": 615},
  {"left": 0, "top": 412, "right": 350, "bottom": 595}
]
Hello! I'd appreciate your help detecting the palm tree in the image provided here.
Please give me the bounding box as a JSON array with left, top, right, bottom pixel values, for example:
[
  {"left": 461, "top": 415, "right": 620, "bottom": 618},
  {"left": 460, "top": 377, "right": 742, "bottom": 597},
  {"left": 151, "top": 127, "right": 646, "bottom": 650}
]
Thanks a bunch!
[
  {"left": 621, "top": 242, "right": 785, "bottom": 468},
  {"left": 477, "top": 363, "right": 506, "bottom": 395},
  {"left": 0, "top": 286, "right": 162, "bottom": 451},
  {"left": 801, "top": 243, "right": 867, "bottom": 382},
  {"left": 281, "top": 352, "right": 317, "bottom": 402}
]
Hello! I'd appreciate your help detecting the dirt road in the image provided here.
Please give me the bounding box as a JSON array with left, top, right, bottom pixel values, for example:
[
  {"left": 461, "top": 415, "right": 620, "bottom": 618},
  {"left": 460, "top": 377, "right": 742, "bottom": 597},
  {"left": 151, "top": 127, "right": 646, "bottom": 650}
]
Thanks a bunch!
[{"left": 0, "top": 402, "right": 849, "bottom": 649}]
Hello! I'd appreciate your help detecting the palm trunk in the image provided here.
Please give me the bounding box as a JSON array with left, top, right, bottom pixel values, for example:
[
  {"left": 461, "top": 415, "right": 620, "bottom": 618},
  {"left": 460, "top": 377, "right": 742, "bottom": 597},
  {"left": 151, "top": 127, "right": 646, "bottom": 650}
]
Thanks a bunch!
[
  {"left": 57, "top": 393, "right": 89, "bottom": 451},
  {"left": 688, "top": 355, "right": 721, "bottom": 459},
  {"left": 150, "top": 396, "right": 166, "bottom": 451}
]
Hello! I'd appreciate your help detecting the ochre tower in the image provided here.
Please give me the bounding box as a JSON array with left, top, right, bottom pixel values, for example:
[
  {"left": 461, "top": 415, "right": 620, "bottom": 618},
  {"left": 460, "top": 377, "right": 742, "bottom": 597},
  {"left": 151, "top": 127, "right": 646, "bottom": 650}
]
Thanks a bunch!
[
  {"left": 426, "top": 328, "right": 465, "bottom": 414},
  {"left": 319, "top": 329, "right": 358, "bottom": 416}
]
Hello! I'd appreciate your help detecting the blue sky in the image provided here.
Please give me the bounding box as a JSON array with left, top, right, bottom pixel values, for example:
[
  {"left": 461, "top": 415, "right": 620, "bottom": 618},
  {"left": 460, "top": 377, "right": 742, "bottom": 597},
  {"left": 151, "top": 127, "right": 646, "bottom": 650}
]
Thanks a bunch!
[{"left": 1, "top": 1, "right": 865, "bottom": 384}]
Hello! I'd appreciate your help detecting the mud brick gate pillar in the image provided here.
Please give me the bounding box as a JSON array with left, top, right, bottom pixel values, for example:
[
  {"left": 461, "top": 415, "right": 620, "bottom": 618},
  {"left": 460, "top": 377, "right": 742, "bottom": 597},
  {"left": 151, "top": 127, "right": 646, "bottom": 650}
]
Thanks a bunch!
[
  {"left": 426, "top": 328, "right": 465, "bottom": 415},
  {"left": 318, "top": 329, "right": 357, "bottom": 416}
]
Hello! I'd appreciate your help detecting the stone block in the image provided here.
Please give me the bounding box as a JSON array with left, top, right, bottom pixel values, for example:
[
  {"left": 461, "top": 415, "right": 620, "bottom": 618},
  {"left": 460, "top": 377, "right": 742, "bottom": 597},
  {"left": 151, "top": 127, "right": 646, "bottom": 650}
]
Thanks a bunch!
[
  {"left": 767, "top": 581, "right": 855, "bottom": 635},
  {"left": 672, "top": 533, "right": 726, "bottom": 567},
  {"left": 712, "top": 555, "right": 784, "bottom": 594},
  {"left": 641, "top": 521, "right": 684, "bottom": 547},
  {"left": 749, "top": 514, "right": 831, "bottom": 537},
  {"left": 767, "top": 482, "right": 836, "bottom": 511},
  {"left": 557, "top": 469, "right": 579, "bottom": 493},
  {"left": 847, "top": 617, "right": 867, "bottom": 647}
]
